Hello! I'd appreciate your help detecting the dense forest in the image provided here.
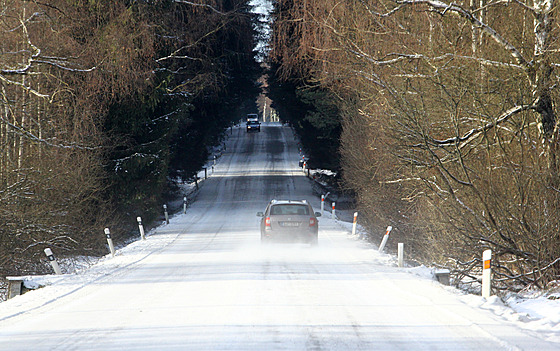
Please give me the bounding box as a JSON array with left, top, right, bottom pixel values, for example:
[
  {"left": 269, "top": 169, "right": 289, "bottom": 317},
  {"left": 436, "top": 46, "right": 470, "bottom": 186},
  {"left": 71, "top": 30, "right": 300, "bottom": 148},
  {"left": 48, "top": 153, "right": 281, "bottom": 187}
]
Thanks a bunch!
[
  {"left": 269, "top": 0, "right": 560, "bottom": 291},
  {"left": 0, "top": 0, "right": 260, "bottom": 277}
]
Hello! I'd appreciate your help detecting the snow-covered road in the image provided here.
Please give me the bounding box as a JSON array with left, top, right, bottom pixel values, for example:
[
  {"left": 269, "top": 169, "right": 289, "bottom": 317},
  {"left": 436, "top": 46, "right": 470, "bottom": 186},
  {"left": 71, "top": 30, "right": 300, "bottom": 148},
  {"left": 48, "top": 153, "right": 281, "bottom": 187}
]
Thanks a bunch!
[{"left": 0, "top": 124, "right": 558, "bottom": 350}]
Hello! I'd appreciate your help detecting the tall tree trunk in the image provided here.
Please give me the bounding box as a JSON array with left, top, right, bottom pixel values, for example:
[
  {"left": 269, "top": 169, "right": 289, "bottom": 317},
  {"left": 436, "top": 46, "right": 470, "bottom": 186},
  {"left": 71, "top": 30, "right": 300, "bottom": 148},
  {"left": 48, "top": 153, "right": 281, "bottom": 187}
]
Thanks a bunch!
[
  {"left": 17, "top": 6, "right": 28, "bottom": 179},
  {"left": 0, "top": 87, "right": 6, "bottom": 187},
  {"left": 532, "top": 0, "right": 558, "bottom": 183}
]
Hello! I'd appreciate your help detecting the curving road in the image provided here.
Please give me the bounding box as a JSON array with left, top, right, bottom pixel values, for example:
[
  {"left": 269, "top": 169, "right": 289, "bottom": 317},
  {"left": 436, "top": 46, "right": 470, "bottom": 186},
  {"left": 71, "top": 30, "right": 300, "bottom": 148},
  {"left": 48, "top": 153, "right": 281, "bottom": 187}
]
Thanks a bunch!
[{"left": 0, "top": 123, "right": 557, "bottom": 350}]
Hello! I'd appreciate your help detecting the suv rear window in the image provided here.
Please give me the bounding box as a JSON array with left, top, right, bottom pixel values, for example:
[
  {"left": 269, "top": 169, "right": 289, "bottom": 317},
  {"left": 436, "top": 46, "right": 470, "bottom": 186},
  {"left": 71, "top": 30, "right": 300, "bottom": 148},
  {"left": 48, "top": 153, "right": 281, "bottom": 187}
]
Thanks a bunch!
[{"left": 270, "top": 204, "right": 309, "bottom": 215}]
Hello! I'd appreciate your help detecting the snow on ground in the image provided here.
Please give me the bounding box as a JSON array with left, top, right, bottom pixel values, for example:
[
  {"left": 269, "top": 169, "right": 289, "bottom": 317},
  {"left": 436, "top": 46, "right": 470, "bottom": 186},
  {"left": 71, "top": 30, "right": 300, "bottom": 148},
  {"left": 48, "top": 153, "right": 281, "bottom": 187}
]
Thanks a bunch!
[
  {"left": 3, "top": 208, "right": 558, "bottom": 347},
  {"left": 1, "top": 225, "right": 179, "bottom": 320},
  {"left": 332, "top": 217, "right": 560, "bottom": 344}
]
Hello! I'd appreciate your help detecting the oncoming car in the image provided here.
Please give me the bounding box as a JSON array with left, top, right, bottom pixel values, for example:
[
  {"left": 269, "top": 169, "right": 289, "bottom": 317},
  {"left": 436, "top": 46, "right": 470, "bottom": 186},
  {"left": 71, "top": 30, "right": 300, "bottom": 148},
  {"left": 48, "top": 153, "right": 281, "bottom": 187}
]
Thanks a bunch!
[
  {"left": 246, "top": 120, "right": 261, "bottom": 132},
  {"left": 257, "top": 200, "right": 321, "bottom": 245}
]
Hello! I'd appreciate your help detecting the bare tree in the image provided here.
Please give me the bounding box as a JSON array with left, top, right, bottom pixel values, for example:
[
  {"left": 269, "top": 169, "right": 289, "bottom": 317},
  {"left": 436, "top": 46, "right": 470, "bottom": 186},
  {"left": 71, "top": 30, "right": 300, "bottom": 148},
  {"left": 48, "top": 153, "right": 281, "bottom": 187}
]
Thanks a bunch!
[
  {"left": 271, "top": 0, "right": 560, "bottom": 289},
  {"left": 0, "top": 0, "right": 138, "bottom": 276}
]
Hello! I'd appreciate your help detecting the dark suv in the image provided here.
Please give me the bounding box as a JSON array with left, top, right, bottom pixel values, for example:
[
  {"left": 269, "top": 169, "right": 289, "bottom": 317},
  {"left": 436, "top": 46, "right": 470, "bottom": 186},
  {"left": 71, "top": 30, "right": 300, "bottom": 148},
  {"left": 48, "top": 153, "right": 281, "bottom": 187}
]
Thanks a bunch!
[
  {"left": 246, "top": 120, "right": 260, "bottom": 132},
  {"left": 257, "top": 200, "right": 321, "bottom": 245}
]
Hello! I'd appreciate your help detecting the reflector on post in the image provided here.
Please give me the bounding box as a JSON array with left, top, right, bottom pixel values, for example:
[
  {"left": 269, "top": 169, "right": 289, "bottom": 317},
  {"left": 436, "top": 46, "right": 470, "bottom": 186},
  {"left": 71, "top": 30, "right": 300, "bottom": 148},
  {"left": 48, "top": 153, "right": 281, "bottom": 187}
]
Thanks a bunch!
[
  {"left": 378, "top": 226, "right": 393, "bottom": 252},
  {"left": 137, "top": 216, "right": 146, "bottom": 240},
  {"left": 482, "top": 249, "right": 492, "bottom": 298},
  {"left": 44, "top": 248, "right": 62, "bottom": 275},
  {"left": 352, "top": 212, "right": 358, "bottom": 236},
  {"left": 163, "top": 204, "right": 169, "bottom": 224},
  {"left": 105, "top": 228, "right": 115, "bottom": 257}
]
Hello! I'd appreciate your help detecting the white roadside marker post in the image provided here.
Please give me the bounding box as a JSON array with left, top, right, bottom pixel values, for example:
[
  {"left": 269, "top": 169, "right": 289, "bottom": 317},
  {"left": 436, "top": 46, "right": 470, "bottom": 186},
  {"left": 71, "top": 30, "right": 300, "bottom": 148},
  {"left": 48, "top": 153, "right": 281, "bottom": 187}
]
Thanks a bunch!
[
  {"left": 321, "top": 195, "right": 325, "bottom": 212},
  {"left": 44, "top": 248, "right": 62, "bottom": 275},
  {"left": 183, "top": 197, "right": 187, "bottom": 214},
  {"left": 104, "top": 228, "right": 115, "bottom": 257},
  {"left": 163, "top": 204, "right": 169, "bottom": 224},
  {"left": 137, "top": 216, "right": 146, "bottom": 240},
  {"left": 482, "top": 249, "right": 492, "bottom": 298},
  {"left": 331, "top": 202, "right": 336, "bottom": 220},
  {"left": 398, "top": 243, "right": 404, "bottom": 267},
  {"left": 378, "top": 226, "right": 393, "bottom": 252},
  {"left": 352, "top": 212, "right": 358, "bottom": 236}
]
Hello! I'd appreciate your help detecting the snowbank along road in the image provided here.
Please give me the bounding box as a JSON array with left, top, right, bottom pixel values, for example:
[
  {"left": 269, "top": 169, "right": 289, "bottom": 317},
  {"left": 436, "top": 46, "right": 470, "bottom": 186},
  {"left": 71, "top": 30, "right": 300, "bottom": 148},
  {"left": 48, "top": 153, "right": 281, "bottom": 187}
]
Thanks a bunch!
[{"left": 0, "top": 123, "right": 558, "bottom": 350}]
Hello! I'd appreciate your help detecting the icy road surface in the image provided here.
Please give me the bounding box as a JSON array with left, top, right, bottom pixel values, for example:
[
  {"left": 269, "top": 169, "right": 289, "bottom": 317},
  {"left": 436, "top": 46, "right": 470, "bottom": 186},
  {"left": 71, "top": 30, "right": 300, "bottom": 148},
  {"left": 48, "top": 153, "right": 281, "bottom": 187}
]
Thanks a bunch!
[{"left": 0, "top": 124, "right": 558, "bottom": 350}]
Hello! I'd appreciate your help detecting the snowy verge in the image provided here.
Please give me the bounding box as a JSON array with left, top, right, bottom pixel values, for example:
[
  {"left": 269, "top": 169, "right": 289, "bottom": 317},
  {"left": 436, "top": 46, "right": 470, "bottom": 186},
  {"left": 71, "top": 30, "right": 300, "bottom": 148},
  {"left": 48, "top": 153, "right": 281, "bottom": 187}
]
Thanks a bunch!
[
  {"left": 320, "top": 214, "right": 560, "bottom": 343},
  {"left": 0, "top": 224, "right": 181, "bottom": 321}
]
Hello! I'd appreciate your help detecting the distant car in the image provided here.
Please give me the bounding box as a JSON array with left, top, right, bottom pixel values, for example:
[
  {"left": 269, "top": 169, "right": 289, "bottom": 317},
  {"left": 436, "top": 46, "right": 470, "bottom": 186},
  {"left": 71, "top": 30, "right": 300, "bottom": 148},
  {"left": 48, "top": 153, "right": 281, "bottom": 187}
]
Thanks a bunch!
[
  {"left": 246, "top": 120, "right": 261, "bottom": 132},
  {"left": 257, "top": 200, "right": 321, "bottom": 245},
  {"left": 246, "top": 113, "right": 259, "bottom": 122}
]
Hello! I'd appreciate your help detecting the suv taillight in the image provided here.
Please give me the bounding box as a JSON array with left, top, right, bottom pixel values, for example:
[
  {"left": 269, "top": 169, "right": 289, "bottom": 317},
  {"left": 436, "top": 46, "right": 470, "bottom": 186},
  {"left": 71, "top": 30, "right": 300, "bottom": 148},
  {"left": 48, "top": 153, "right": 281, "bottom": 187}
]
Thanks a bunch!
[
  {"left": 309, "top": 217, "right": 316, "bottom": 226},
  {"left": 265, "top": 217, "right": 271, "bottom": 227}
]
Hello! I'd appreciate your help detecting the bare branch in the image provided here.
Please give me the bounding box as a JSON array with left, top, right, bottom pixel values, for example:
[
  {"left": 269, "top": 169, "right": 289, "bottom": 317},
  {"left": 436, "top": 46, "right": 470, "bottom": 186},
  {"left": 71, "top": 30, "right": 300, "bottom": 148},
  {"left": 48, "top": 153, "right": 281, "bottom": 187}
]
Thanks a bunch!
[
  {"left": 172, "top": 0, "right": 226, "bottom": 15},
  {"left": 0, "top": 74, "right": 50, "bottom": 98},
  {"left": 395, "top": 0, "right": 530, "bottom": 67},
  {"left": 428, "top": 104, "right": 535, "bottom": 146},
  {"left": 0, "top": 112, "right": 100, "bottom": 150},
  {"left": 358, "top": 0, "right": 405, "bottom": 17},
  {"left": 33, "top": 60, "right": 97, "bottom": 72}
]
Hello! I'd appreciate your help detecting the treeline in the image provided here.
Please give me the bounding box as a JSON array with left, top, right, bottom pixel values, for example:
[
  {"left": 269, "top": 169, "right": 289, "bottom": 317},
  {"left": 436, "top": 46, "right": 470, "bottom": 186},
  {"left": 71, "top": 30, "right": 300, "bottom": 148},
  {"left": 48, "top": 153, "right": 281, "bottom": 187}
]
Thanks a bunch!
[
  {"left": 270, "top": 0, "right": 560, "bottom": 290},
  {"left": 0, "top": 0, "right": 260, "bottom": 276}
]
